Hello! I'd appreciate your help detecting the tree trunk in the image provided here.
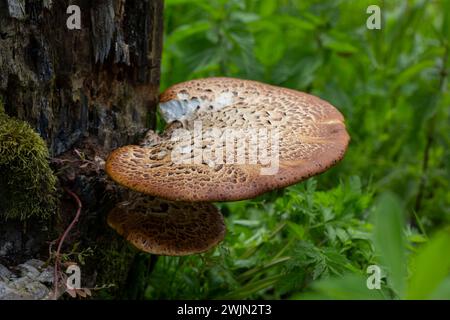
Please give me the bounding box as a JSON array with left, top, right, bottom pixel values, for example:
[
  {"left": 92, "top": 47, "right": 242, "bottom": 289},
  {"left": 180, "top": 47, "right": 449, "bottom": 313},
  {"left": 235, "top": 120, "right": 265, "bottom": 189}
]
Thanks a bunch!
[{"left": 0, "top": 0, "right": 163, "bottom": 299}]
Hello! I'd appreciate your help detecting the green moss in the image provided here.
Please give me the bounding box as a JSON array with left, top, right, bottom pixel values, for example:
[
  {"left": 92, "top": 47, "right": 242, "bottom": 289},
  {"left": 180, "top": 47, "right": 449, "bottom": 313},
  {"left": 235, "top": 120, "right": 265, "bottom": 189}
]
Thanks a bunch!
[
  {"left": 0, "top": 99, "right": 58, "bottom": 220},
  {"left": 95, "top": 240, "right": 137, "bottom": 299}
]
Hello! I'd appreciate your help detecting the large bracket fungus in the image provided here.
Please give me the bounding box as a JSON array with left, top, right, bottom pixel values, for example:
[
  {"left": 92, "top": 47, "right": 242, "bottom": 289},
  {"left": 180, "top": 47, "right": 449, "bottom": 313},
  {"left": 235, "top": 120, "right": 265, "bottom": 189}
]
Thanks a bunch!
[
  {"left": 107, "top": 77, "right": 349, "bottom": 201},
  {"left": 107, "top": 195, "right": 225, "bottom": 256},
  {"left": 105, "top": 77, "right": 350, "bottom": 256}
]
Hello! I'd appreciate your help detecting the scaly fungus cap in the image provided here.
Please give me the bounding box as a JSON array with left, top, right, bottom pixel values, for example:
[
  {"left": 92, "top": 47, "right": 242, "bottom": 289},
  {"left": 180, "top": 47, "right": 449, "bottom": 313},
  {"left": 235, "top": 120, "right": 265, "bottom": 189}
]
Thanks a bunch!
[{"left": 106, "top": 77, "right": 350, "bottom": 202}]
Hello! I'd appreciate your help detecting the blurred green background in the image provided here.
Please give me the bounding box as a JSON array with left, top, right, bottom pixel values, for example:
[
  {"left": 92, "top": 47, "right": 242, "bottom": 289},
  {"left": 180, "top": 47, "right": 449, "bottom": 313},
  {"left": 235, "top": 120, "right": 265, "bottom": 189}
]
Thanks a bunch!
[{"left": 144, "top": 0, "right": 449, "bottom": 299}]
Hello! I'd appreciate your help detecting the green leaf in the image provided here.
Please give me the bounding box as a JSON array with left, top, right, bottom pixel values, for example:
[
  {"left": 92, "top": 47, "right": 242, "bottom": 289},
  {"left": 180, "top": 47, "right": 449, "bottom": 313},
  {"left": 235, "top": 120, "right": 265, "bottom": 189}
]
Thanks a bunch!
[
  {"left": 254, "top": 27, "right": 286, "bottom": 67},
  {"left": 230, "top": 12, "right": 260, "bottom": 23},
  {"left": 165, "top": 21, "right": 211, "bottom": 47},
  {"left": 407, "top": 233, "right": 428, "bottom": 244},
  {"left": 287, "top": 222, "right": 306, "bottom": 240},
  {"left": 390, "top": 60, "right": 435, "bottom": 93},
  {"left": 430, "top": 277, "right": 450, "bottom": 300},
  {"left": 233, "top": 219, "right": 261, "bottom": 227},
  {"left": 336, "top": 228, "right": 349, "bottom": 243},
  {"left": 372, "top": 192, "right": 407, "bottom": 297},
  {"left": 322, "top": 33, "right": 359, "bottom": 55},
  {"left": 407, "top": 227, "right": 450, "bottom": 299},
  {"left": 297, "top": 275, "right": 387, "bottom": 300},
  {"left": 220, "top": 274, "right": 283, "bottom": 299},
  {"left": 271, "top": 15, "right": 316, "bottom": 31},
  {"left": 259, "top": 0, "right": 277, "bottom": 17},
  {"left": 165, "top": 0, "right": 199, "bottom": 5}
]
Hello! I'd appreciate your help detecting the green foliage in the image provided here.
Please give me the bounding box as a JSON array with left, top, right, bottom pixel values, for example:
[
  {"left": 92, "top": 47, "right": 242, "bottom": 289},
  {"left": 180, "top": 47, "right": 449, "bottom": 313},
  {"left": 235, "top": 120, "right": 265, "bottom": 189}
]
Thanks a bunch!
[
  {"left": 407, "top": 227, "right": 450, "bottom": 299},
  {"left": 372, "top": 193, "right": 407, "bottom": 296},
  {"left": 299, "top": 195, "right": 450, "bottom": 300},
  {"left": 162, "top": 0, "right": 450, "bottom": 225},
  {"left": 144, "top": 0, "right": 449, "bottom": 299},
  {"left": 145, "top": 177, "right": 375, "bottom": 299},
  {"left": 0, "top": 102, "right": 58, "bottom": 220},
  {"left": 298, "top": 274, "right": 389, "bottom": 300}
]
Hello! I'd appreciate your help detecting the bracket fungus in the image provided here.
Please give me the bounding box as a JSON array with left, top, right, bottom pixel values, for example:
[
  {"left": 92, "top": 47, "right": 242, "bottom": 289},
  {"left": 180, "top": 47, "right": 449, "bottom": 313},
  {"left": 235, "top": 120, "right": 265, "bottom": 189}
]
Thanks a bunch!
[
  {"left": 106, "top": 77, "right": 350, "bottom": 202},
  {"left": 107, "top": 195, "right": 225, "bottom": 256},
  {"left": 105, "top": 77, "right": 349, "bottom": 256}
]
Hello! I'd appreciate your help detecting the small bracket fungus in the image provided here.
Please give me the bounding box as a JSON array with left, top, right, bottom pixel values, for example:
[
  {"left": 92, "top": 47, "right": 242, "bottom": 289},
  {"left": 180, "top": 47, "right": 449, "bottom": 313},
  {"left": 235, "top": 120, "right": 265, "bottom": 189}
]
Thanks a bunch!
[
  {"left": 107, "top": 195, "right": 225, "bottom": 256},
  {"left": 106, "top": 77, "right": 350, "bottom": 202}
]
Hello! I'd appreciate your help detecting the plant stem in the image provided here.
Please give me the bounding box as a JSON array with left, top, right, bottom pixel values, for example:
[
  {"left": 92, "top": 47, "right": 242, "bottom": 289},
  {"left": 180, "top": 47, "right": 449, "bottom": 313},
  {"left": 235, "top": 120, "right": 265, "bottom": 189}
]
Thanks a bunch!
[
  {"left": 53, "top": 188, "right": 82, "bottom": 300},
  {"left": 414, "top": 42, "right": 448, "bottom": 213}
]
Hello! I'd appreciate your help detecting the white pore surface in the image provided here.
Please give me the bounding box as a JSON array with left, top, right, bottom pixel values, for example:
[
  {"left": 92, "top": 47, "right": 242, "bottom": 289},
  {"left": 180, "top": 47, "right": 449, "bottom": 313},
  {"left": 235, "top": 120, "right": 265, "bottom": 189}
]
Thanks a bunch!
[{"left": 159, "top": 92, "right": 234, "bottom": 124}]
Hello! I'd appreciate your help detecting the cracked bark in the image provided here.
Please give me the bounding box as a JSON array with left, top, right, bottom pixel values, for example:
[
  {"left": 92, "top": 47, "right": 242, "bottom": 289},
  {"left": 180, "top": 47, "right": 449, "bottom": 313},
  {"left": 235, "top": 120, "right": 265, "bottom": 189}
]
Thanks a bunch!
[{"left": 0, "top": 0, "right": 163, "bottom": 299}]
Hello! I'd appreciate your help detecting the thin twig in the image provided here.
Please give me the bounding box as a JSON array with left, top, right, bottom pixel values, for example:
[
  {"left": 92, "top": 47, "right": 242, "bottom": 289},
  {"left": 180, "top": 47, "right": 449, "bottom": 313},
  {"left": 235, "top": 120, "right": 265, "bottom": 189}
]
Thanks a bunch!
[{"left": 52, "top": 188, "right": 82, "bottom": 300}]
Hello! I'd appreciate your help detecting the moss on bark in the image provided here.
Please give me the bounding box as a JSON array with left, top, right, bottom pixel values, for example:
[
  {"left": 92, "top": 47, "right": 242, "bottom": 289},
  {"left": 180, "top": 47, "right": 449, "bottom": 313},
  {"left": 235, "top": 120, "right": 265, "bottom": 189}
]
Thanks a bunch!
[{"left": 0, "top": 100, "right": 58, "bottom": 220}]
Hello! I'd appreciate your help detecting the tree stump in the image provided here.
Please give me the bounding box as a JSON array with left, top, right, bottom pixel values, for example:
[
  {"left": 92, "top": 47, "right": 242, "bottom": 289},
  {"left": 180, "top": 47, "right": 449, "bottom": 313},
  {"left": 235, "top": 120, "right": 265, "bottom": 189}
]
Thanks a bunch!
[{"left": 0, "top": 0, "right": 163, "bottom": 299}]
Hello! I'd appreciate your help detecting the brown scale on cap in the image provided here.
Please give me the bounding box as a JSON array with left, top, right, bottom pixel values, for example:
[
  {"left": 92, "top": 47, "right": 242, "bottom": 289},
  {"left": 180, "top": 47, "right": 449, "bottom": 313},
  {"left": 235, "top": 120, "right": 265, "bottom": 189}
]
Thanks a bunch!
[
  {"left": 106, "top": 77, "right": 350, "bottom": 202},
  {"left": 107, "top": 195, "right": 226, "bottom": 256}
]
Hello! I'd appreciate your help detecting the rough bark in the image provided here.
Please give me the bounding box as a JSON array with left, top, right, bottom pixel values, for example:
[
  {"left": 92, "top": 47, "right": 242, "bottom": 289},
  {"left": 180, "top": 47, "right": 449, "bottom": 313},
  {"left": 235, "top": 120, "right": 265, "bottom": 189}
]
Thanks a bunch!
[{"left": 0, "top": 0, "right": 163, "bottom": 299}]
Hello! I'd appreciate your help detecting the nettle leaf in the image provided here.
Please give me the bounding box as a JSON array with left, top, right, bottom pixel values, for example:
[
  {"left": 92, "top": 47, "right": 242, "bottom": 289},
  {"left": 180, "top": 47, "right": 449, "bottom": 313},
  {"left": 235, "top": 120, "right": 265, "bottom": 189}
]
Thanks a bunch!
[
  {"left": 165, "top": 21, "right": 211, "bottom": 47},
  {"left": 407, "top": 228, "right": 450, "bottom": 299},
  {"left": 254, "top": 27, "right": 286, "bottom": 67},
  {"left": 272, "top": 55, "right": 322, "bottom": 88},
  {"left": 322, "top": 34, "right": 359, "bottom": 55},
  {"left": 270, "top": 14, "right": 316, "bottom": 31},
  {"left": 230, "top": 12, "right": 260, "bottom": 23},
  {"left": 258, "top": 0, "right": 277, "bottom": 17},
  {"left": 165, "top": 0, "right": 218, "bottom": 18},
  {"left": 390, "top": 59, "right": 436, "bottom": 93}
]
